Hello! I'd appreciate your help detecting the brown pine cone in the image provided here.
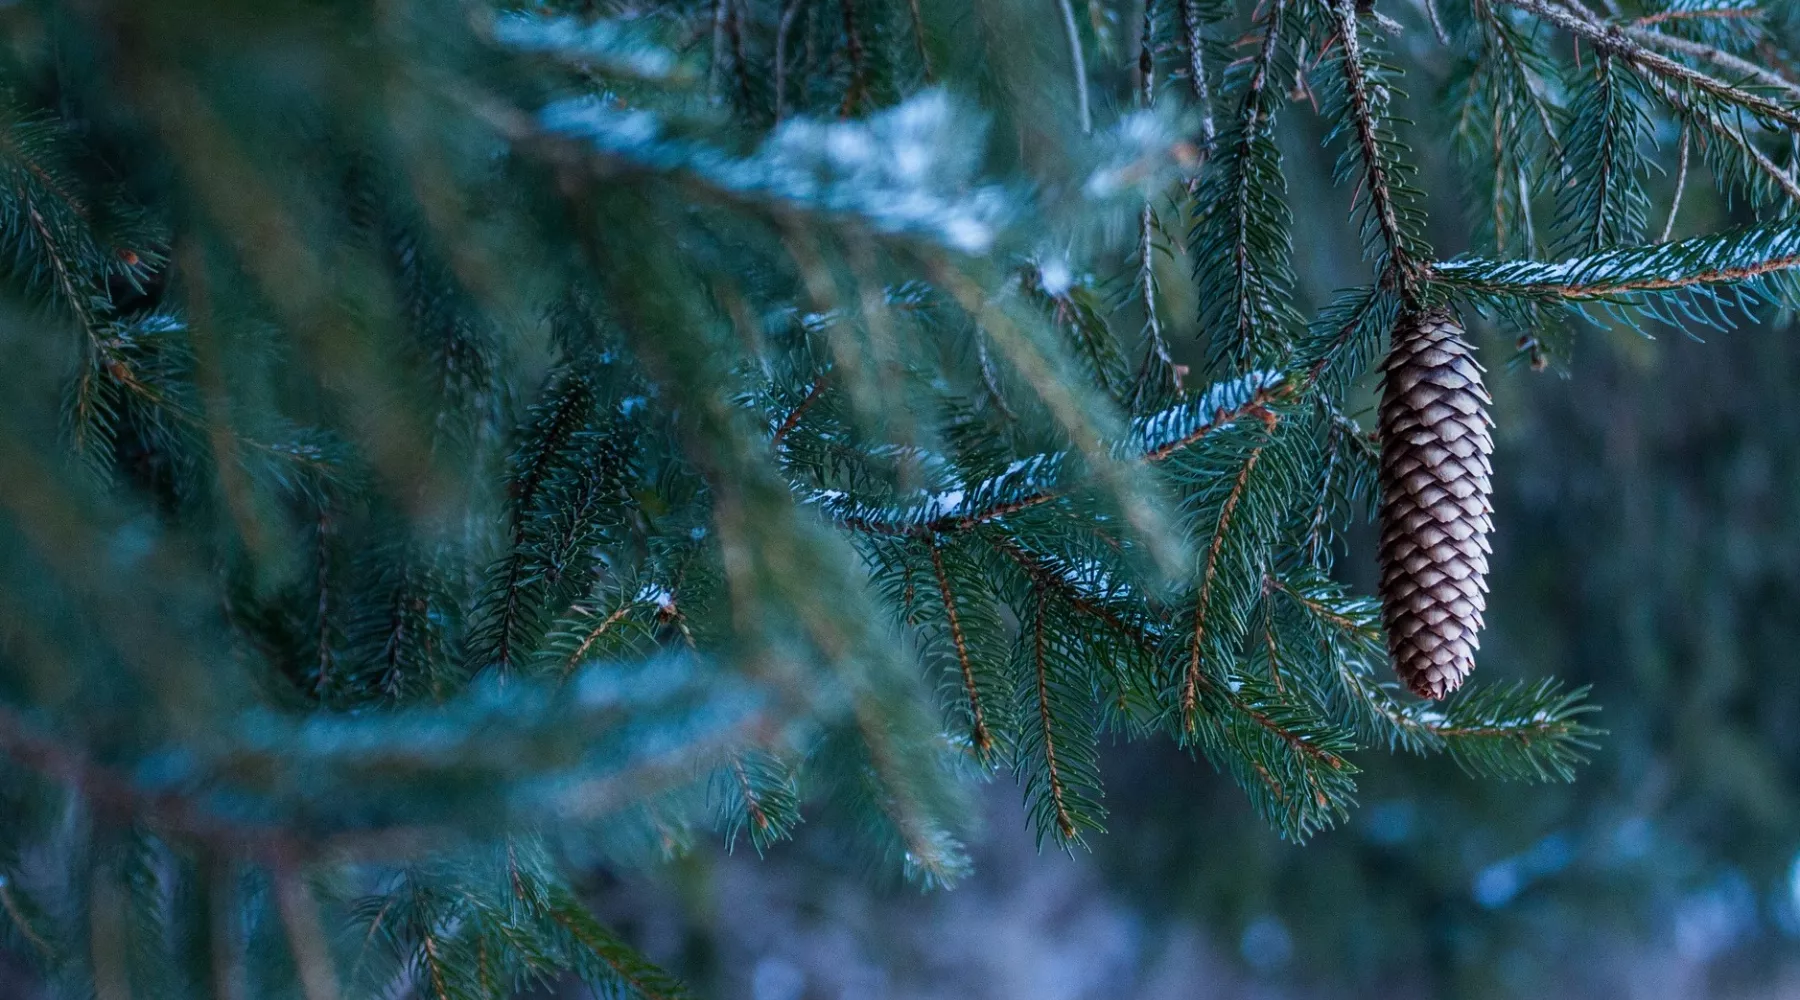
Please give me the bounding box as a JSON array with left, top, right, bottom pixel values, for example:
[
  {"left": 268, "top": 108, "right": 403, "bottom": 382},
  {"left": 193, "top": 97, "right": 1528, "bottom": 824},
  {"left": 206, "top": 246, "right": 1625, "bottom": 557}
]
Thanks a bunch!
[{"left": 1377, "top": 308, "right": 1493, "bottom": 700}]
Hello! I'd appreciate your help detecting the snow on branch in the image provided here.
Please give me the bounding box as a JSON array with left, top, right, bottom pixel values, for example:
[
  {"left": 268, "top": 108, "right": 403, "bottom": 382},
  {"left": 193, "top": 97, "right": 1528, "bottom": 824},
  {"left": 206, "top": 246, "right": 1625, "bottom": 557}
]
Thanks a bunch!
[
  {"left": 1432, "top": 221, "right": 1800, "bottom": 300},
  {"left": 535, "top": 90, "right": 1014, "bottom": 253},
  {"left": 813, "top": 372, "right": 1286, "bottom": 538}
]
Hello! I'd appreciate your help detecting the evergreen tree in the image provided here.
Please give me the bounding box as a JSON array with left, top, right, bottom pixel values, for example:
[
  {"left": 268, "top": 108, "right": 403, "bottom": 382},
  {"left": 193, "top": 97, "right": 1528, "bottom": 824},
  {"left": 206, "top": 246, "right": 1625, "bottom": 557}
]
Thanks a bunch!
[{"left": 0, "top": 0, "right": 1793, "bottom": 995}]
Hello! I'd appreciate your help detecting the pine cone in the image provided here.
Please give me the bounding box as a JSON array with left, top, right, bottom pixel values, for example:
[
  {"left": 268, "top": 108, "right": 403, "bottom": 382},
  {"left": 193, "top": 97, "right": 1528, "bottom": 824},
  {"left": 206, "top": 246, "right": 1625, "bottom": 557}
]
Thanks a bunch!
[{"left": 1377, "top": 308, "right": 1493, "bottom": 700}]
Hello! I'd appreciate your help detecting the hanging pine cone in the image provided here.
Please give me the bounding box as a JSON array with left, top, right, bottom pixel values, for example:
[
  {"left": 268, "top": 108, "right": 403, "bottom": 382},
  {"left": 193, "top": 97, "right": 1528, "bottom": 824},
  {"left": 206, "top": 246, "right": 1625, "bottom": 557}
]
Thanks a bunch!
[{"left": 1377, "top": 307, "right": 1493, "bottom": 700}]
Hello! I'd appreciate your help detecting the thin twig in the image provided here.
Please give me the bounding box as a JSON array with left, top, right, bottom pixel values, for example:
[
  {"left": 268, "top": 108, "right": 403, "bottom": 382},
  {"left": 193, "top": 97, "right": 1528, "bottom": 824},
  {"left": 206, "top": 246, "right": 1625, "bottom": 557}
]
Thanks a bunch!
[
  {"left": 1183, "top": 446, "right": 1263, "bottom": 732},
  {"left": 1134, "top": 1, "right": 1181, "bottom": 400},
  {"left": 840, "top": 0, "right": 868, "bottom": 116},
  {"left": 1057, "top": 0, "right": 1093, "bottom": 134},
  {"left": 771, "top": 373, "right": 829, "bottom": 448},
  {"left": 1178, "top": 0, "right": 1216, "bottom": 150},
  {"left": 1032, "top": 588, "right": 1077, "bottom": 840},
  {"left": 1661, "top": 123, "right": 1689, "bottom": 242}
]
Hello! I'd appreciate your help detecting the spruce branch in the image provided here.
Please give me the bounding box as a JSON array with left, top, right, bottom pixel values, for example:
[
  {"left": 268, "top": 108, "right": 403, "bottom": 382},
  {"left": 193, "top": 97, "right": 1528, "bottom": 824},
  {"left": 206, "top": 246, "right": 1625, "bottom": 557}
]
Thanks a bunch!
[
  {"left": 275, "top": 867, "right": 343, "bottom": 1000},
  {"left": 820, "top": 372, "right": 1286, "bottom": 538},
  {"left": 1182, "top": 443, "right": 1264, "bottom": 732},
  {"left": 1496, "top": 0, "right": 1800, "bottom": 132},
  {"left": 929, "top": 542, "right": 995, "bottom": 756},
  {"left": 1177, "top": 0, "right": 1216, "bottom": 150},
  {"left": 1627, "top": 24, "right": 1800, "bottom": 103},
  {"left": 1432, "top": 218, "right": 1800, "bottom": 300},
  {"left": 1638, "top": 71, "right": 1800, "bottom": 205},
  {"left": 839, "top": 0, "right": 869, "bottom": 116},
  {"left": 1190, "top": 0, "right": 1300, "bottom": 372},
  {"left": 1324, "top": 0, "right": 1431, "bottom": 299},
  {"left": 1029, "top": 588, "right": 1080, "bottom": 843},
  {"left": 1555, "top": 52, "right": 1653, "bottom": 254}
]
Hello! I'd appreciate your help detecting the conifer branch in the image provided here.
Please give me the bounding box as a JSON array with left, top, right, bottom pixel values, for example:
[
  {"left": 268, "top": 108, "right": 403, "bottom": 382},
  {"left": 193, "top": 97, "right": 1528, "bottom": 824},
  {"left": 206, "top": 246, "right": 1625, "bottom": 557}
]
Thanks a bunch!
[
  {"left": 1630, "top": 5, "right": 1759, "bottom": 28},
  {"left": 773, "top": 0, "right": 805, "bottom": 121},
  {"left": 906, "top": 0, "right": 934, "bottom": 81},
  {"left": 1031, "top": 590, "right": 1079, "bottom": 842},
  {"left": 929, "top": 543, "right": 994, "bottom": 755},
  {"left": 274, "top": 867, "right": 342, "bottom": 1000},
  {"left": 1178, "top": 0, "right": 1215, "bottom": 150},
  {"left": 1200, "top": 0, "right": 1291, "bottom": 368},
  {"left": 1627, "top": 25, "right": 1800, "bottom": 103},
  {"left": 0, "top": 881, "right": 52, "bottom": 963},
  {"left": 1639, "top": 71, "right": 1800, "bottom": 204},
  {"left": 557, "top": 602, "right": 641, "bottom": 682},
  {"left": 824, "top": 378, "right": 1285, "bottom": 539},
  {"left": 1496, "top": 0, "right": 1800, "bottom": 131},
  {"left": 1133, "top": 4, "right": 1179, "bottom": 399},
  {"left": 839, "top": 0, "right": 869, "bottom": 116},
  {"left": 1183, "top": 445, "right": 1263, "bottom": 732},
  {"left": 1327, "top": 0, "right": 1427, "bottom": 299},
  {"left": 313, "top": 506, "right": 336, "bottom": 702},
  {"left": 771, "top": 374, "right": 828, "bottom": 448},
  {"left": 0, "top": 704, "right": 302, "bottom": 859},
  {"left": 1432, "top": 219, "right": 1800, "bottom": 299}
]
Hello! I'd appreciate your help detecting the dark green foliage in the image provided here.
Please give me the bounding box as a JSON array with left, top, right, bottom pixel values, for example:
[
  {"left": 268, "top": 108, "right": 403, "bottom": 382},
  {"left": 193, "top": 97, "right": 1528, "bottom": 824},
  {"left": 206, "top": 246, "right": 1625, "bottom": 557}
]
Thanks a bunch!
[
  {"left": 9, "top": 0, "right": 1800, "bottom": 995},
  {"left": 1188, "top": 0, "right": 1301, "bottom": 372},
  {"left": 1554, "top": 56, "right": 1654, "bottom": 256}
]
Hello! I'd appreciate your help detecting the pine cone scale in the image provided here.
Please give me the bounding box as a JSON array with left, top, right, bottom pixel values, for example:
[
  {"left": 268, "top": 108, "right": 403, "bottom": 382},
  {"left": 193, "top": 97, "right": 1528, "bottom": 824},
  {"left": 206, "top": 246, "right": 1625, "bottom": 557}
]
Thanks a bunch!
[{"left": 1377, "top": 308, "right": 1495, "bottom": 700}]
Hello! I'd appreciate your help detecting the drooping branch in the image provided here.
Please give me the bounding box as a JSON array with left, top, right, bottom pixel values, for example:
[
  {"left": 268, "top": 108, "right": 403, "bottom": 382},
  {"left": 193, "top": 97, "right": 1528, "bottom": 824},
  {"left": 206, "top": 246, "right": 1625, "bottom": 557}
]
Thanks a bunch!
[
  {"left": 1031, "top": 589, "right": 1078, "bottom": 841},
  {"left": 1177, "top": 0, "right": 1215, "bottom": 150},
  {"left": 928, "top": 543, "right": 993, "bottom": 755},
  {"left": 1182, "top": 446, "right": 1263, "bottom": 732},
  {"left": 1328, "top": 0, "right": 1424, "bottom": 299}
]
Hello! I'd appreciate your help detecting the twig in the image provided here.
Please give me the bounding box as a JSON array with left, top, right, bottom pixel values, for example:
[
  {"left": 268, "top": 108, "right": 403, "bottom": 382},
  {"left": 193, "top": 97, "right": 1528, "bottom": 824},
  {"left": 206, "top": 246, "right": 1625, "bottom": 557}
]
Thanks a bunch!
[
  {"left": 1178, "top": 0, "right": 1216, "bottom": 150},
  {"left": 1057, "top": 0, "right": 1093, "bottom": 135},
  {"left": 1627, "top": 26, "right": 1800, "bottom": 103},
  {"left": 1661, "top": 122, "right": 1689, "bottom": 242},
  {"left": 840, "top": 0, "right": 868, "bottom": 116},
  {"left": 1135, "top": 2, "right": 1181, "bottom": 399},
  {"left": 770, "top": 373, "right": 829, "bottom": 448},
  {"left": 929, "top": 543, "right": 994, "bottom": 756},
  {"left": 1032, "top": 588, "right": 1078, "bottom": 840},
  {"left": 1182, "top": 446, "right": 1263, "bottom": 732}
]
